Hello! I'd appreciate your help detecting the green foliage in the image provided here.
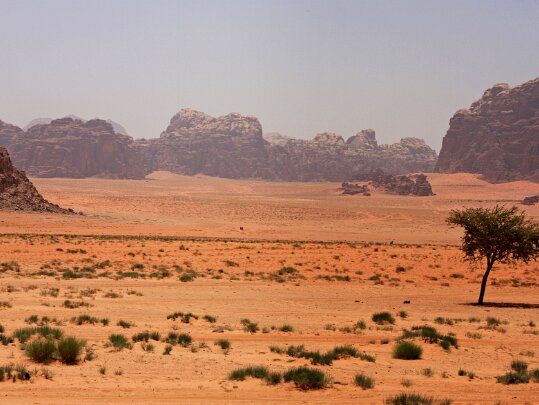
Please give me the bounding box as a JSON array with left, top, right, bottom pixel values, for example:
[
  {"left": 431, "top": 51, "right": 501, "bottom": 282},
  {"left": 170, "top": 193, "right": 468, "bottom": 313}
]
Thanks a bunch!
[
  {"left": 25, "top": 339, "right": 56, "bottom": 364},
  {"left": 270, "top": 344, "right": 374, "bottom": 365},
  {"left": 393, "top": 341, "right": 423, "bottom": 360},
  {"left": 447, "top": 205, "right": 539, "bottom": 304},
  {"left": 372, "top": 312, "right": 395, "bottom": 325},
  {"left": 57, "top": 337, "right": 85, "bottom": 364},
  {"left": 511, "top": 360, "right": 528, "bottom": 373},
  {"left": 109, "top": 334, "right": 131, "bottom": 350},
  {"left": 385, "top": 393, "right": 452, "bottom": 405},
  {"left": 355, "top": 373, "right": 375, "bottom": 389},
  {"left": 215, "top": 339, "right": 230, "bottom": 352},
  {"left": 240, "top": 319, "right": 259, "bottom": 333},
  {"left": 283, "top": 367, "right": 328, "bottom": 390}
]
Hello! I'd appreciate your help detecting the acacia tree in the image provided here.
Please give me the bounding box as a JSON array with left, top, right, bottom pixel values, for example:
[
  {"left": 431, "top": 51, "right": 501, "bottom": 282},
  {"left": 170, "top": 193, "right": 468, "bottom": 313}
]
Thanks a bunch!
[{"left": 447, "top": 205, "right": 539, "bottom": 305}]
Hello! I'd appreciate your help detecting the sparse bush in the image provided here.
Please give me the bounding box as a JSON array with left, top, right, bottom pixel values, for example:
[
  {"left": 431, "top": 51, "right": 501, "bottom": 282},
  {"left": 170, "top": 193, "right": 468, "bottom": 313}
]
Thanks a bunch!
[
  {"left": 203, "top": 315, "right": 217, "bottom": 323},
  {"left": 385, "top": 393, "right": 452, "bottom": 404},
  {"left": 240, "top": 319, "right": 259, "bottom": 333},
  {"left": 283, "top": 366, "right": 328, "bottom": 390},
  {"left": 117, "top": 320, "right": 134, "bottom": 328},
  {"left": 393, "top": 341, "right": 422, "bottom": 360},
  {"left": 279, "top": 324, "right": 294, "bottom": 332},
  {"left": 25, "top": 339, "right": 56, "bottom": 364},
  {"left": 215, "top": 339, "right": 230, "bottom": 353},
  {"left": 57, "top": 337, "right": 85, "bottom": 364},
  {"left": 229, "top": 366, "right": 270, "bottom": 381},
  {"left": 372, "top": 312, "right": 395, "bottom": 325},
  {"left": 109, "top": 334, "right": 131, "bottom": 350},
  {"left": 355, "top": 373, "right": 375, "bottom": 389},
  {"left": 511, "top": 360, "right": 528, "bottom": 373}
]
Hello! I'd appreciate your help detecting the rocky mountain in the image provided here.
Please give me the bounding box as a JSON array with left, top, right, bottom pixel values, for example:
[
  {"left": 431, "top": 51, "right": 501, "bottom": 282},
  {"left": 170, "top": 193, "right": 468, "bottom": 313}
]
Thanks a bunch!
[
  {"left": 141, "top": 109, "right": 277, "bottom": 179},
  {"left": 436, "top": 77, "right": 539, "bottom": 182},
  {"left": 141, "top": 109, "right": 437, "bottom": 181},
  {"left": 24, "top": 116, "right": 129, "bottom": 136},
  {"left": 0, "top": 118, "right": 144, "bottom": 179},
  {"left": 0, "top": 147, "right": 70, "bottom": 212},
  {"left": 1, "top": 109, "right": 437, "bottom": 181}
]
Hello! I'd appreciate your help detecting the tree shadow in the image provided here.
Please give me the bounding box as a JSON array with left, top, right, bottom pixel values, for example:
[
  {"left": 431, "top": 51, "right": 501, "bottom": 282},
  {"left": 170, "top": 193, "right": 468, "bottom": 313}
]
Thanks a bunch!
[{"left": 463, "top": 302, "right": 539, "bottom": 309}]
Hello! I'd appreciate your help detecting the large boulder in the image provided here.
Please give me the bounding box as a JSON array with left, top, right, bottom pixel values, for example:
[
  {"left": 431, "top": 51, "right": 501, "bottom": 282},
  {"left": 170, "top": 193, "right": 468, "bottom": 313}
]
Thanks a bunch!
[{"left": 435, "top": 77, "right": 539, "bottom": 182}]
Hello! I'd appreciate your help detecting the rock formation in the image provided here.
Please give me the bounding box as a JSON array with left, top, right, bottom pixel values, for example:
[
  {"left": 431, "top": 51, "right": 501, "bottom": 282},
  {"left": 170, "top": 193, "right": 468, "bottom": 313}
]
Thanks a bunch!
[
  {"left": 522, "top": 195, "right": 539, "bottom": 205},
  {"left": 1, "top": 109, "right": 437, "bottom": 181},
  {"left": 436, "top": 77, "right": 539, "bottom": 182},
  {"left": 0, "top": 147, "right": 71, "bottom": 212},
  {"left": 141, "top": 109, "right": 276, "bottom": 179},
  {"left": 0, "top": 118, "right": 144, "bottom": 179},
  {"left": 139, "top": 110, "right": 437, "bottom": 181},
  {"left": 340, "top": 182, "right": 371, "bottom": 196}
]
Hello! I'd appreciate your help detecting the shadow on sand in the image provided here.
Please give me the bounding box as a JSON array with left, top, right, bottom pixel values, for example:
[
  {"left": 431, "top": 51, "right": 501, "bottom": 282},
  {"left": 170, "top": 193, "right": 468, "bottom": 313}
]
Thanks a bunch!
[{"left": 463, "top": 302, "right": 539, "bottom": 309}]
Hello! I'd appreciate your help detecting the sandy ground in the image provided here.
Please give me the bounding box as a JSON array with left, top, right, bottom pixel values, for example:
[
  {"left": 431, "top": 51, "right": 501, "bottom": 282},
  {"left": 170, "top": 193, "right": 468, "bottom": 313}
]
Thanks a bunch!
[
  {"left": 0, "top": 172, "right": 536, "bottom": 244},
  {"left": 0, "top": 173, "right": 538, "bottom": 404}
]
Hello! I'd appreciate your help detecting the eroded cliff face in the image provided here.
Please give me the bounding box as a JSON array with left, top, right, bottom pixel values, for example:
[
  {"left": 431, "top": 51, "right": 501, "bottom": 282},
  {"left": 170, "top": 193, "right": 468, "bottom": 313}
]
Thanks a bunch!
[
  {"left": 142, "top": 109, "right": 437, "bottom": 181},
  {"left": 0, "top": 118, "right": 145, "bottom": 179},
  {"left": 0, "top": 147, "right": 70, "bottom": 212},
  {"left": 436, "top": 77, "right": 539, "bottom": 182},
  {"left": 141, "top": 109, "right": 276, "bottom": 179},
  {"left": 1, "top": 109, "right": 437, "bottom": 182}
]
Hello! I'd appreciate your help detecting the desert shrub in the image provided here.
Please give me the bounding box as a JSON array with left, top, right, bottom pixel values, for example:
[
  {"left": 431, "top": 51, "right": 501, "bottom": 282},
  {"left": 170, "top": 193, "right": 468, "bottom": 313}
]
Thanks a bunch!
[
  {"left": 163, "top": 345, "right": 173, "bottom": 355},
  {"left": 203, "top": 315, "right": 217, "bottom": 323},
  {"left": 283, "top": 366, "right": 328, "bottom": 390},
  {"left": 12, "top": 328, "right": 36, "bottom": 343},
  {"left": 141, "top": 342, "right": 154, "bottom": 352},
  {"left": 57, "top": 337, "right": 85, "bottom": 364},
  {"left": 215, "top": 339, "right": 230, "bottom": 353},
  {"left": 0, "top": 364, "right": 30, "bottom": 382},
  {"left": 117, "top": 320, "right": 134, "bottom": 328},
  {"left": 393, "top": 341, "right": 423, "bottom": 360},
  {"left": 355, "top": 373, "right": 375, "bottom": 389},
  {"left": 384, "top": 393, "right": 452, "bottom": 405},
  {"left": 511, "top": 360, "right": 528, "bottom": 373},
  {"left": 132, "top": 331, "right": 160, "bottom": 342},
  {"left": 63, "top": 300, "right": 90, "bottom": 309},
  {"left": 398, "top": 311, "right": 408, "bottom": 319},
  {"left": 25, "top": 339, "right": 56, "bottom": 364},
  {"left": 372, "top": 312, "right": 395, "bottom": 325},
  {"left": 36, "top": 326, "right": 63, "bottom": 340},
  {"left": 270, "top": 344, "right": 374, "bottom": 365},
  {"left": 496, "top": 372, "right": 530, "bottom": 384},
  {"left": 422, "top": 368, "right": 434, "bottom": 377},
  {"left": 240, "top": 319, "right": 259, "bottom": 333},
  {"left": 72, "top": 314, "right": 98, "bottom": 325},
  {"left": 229, "top": 366, "right": 270, "bottom": 381},
  {"left": 109, "top": 334, "right": 131, "bottom": 350},
  {"left": 177, "top": 333, "right": 192, "bottom": 347},
  {"left": 279, "top": 324, "right": 294, "bottom": 332}
]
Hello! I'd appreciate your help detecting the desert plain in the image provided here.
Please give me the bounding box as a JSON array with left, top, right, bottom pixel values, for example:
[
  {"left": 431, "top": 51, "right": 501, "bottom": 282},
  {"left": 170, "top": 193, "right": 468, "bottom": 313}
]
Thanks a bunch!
[{"left": 0, "top": 172, "right": 538, "bottom": 404}]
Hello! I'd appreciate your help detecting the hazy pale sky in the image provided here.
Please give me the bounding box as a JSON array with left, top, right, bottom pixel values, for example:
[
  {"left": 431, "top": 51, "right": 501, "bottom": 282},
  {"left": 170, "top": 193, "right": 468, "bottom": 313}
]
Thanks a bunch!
[{"left": 1, "top": 0, "right": 538, "bottom": 150}]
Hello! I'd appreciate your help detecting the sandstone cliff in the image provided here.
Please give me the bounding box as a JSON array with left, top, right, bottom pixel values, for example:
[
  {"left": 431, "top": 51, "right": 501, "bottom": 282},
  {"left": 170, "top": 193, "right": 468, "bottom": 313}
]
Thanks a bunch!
[
  {"left": 435, "top": 77, "right": 539, "bottom": 182},
  {"left": 0, "top": 147, "right": 70, "bottom": 212},
  {"left": 142, "top": 109, "right": 437, "bottom": 181},
  {"left": 0, "top": 118, "right": 144, "bottom": 179}
]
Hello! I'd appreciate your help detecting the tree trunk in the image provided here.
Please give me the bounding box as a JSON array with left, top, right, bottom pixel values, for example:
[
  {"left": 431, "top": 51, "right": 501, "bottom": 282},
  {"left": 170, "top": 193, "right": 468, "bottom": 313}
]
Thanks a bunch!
[{"left": 478, "top": 261, "right": 493, "bottom": 305}]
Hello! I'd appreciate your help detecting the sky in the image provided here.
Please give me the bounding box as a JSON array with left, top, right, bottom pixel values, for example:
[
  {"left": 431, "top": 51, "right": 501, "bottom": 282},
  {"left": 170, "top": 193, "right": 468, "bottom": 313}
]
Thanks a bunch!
[{"left": 1, "top": 0, "right": 538, "bottom": 151}]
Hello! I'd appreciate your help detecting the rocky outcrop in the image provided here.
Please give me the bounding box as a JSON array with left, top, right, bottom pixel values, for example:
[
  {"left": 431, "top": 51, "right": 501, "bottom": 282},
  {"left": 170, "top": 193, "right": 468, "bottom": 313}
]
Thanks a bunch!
[
  {"left": 1, "top": 109, "right": 437, "bottom": 181},
  {"left": 141, "top": 109, "right": 276, "bottom": 179},
  {"left": 0, "top": 147, "right": 71, "bottom": 212},
  {"left": 371, "top": 172, "right": 435, "bottom": 196},
  {"left": 340, "top": 182, "right": 371, "bottom": 196},
  {"left": 435, "top": 77, "right": 539, "bottom": 182},
  {"left": 0, "top": 118, "right": 144, "bottom": 179},
  {"left": 140, "top": 109, "right": 437, "bottom": 182},
  {"left": 522, "top": 195, "right": 539, "bottom": 205}
]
